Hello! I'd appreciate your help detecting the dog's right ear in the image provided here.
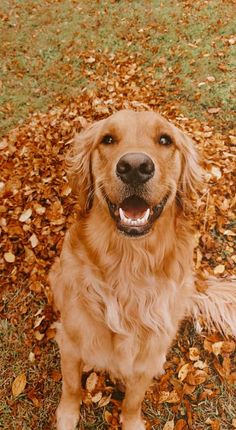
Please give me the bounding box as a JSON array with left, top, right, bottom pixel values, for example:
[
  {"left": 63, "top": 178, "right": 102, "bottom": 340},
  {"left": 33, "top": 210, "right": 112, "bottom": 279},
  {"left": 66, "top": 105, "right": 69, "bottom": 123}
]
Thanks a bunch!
[{"left": 66, "top": 119, "right": 105, "bottom": 213}]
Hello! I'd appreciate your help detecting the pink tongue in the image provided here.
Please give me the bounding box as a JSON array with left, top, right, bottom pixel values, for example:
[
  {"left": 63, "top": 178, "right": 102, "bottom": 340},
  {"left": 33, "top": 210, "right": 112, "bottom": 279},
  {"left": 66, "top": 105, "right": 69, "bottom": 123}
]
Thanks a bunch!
[
  {"left": 123, "top": 209, "right": 146, "bottom": 219},
  {"left": 121, "top": 196, "right": 148, "bottom": 219}
]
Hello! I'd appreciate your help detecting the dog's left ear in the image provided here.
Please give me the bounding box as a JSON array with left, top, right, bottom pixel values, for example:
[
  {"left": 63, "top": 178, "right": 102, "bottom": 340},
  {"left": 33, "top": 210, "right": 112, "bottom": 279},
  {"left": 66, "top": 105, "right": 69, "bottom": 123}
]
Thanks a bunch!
[
  {"left": 66, "top": 119, "right": 105, "bottom": 213},
  {"left": 175, "top": 126, "right": 203, "bottom": 202}
]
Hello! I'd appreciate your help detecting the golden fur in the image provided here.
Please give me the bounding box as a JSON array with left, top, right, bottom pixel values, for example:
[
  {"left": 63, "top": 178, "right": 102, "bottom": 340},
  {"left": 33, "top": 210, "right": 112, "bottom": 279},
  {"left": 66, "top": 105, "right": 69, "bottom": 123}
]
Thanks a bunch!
[{"left": 49, "top": 110, "right": 236, "bottom": 430}]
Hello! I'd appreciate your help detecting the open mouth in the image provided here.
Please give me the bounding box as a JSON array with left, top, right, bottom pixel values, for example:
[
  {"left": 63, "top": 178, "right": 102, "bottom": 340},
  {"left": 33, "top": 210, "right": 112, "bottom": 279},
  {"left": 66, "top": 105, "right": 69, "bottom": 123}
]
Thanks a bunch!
[{"left": 104, "top": 193, "right": 169, "bottom": 237}]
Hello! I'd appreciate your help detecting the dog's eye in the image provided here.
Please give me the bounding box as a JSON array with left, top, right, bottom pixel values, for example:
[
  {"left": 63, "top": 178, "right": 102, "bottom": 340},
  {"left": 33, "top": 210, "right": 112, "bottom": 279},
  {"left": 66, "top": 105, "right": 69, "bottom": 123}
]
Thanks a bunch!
[
  {"left": 101, "top": 134, "right": 115, "bottom": 145},
  {"left": 159, "top": 134, "right": 172, "bottom": 146}
]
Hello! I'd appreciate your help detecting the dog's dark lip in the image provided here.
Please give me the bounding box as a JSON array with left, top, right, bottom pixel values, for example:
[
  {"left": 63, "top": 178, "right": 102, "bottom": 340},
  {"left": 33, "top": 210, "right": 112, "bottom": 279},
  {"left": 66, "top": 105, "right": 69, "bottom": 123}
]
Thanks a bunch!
[{"left": 102, "top": 189, "right": 170, "bottom": 237}]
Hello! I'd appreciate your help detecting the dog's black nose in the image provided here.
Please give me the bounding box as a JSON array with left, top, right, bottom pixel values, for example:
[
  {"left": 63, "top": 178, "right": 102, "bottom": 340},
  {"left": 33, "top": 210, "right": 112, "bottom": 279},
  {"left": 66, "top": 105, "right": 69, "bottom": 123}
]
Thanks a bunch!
[{"left": 116, "top": 152, "right": 155, "bottom": 185}]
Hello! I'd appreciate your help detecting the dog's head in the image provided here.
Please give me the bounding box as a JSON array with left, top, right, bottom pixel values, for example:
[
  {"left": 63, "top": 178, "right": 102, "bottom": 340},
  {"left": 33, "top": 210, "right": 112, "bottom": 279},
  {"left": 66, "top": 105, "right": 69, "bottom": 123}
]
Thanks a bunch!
[{"left": 68, "top": 110, "right": 201, "bottom": 238}]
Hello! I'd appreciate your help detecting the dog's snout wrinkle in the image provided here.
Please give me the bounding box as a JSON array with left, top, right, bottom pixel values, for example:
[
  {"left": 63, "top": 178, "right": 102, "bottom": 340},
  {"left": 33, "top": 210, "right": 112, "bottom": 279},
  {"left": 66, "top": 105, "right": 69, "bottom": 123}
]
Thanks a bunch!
[{"left": 116, "top": 152, "right": 155, "bottom": 186}]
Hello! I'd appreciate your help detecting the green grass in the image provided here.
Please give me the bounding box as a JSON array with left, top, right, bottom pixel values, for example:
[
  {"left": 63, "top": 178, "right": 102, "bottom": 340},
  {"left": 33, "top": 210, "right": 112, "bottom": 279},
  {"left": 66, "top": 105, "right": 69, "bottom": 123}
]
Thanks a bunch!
[{"left": 0, "top": 0, "right": 235, "bottom": 136}]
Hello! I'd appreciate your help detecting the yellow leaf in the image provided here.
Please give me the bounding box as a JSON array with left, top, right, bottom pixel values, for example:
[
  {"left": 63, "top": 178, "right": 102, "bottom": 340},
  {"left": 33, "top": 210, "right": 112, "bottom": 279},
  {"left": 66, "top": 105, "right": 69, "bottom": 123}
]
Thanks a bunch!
[
  {"left": 19, "top": 208, "right": 32, "bottom": 222},
  {"left": 163, "top": 419, "right": 174, "bottom": 430},
  {"left": 212, "top": 341, "right": 223, "bottom": 356},
  {"left": 86, "top": 372, "right": 98, "bottom": 392},
  {"left": 98, "top": 394, "right": 112, "bottom": 407},
  {"left": 104, "top": 410, "right": 112, "bottom": 424},
  {"left": 29, "top": 233, "right": 39, "bottom": 248},
  {"left": 12, "top": 373, "right": 27, "bottom": 397},
  {"left": 91, "top": 391, "right": 102, "bottom": 403},
  {"left": 213, "top": 264, "right": 225, "bottom": 275},
  {"left": 189, "top": 347, "right": 200, "bottom": 361},
  {"left": 178, "top": 363, "right": 190, "bottom": 382},
  {"left": 4, "top": 252, "right": 15, "bottom": 263}
]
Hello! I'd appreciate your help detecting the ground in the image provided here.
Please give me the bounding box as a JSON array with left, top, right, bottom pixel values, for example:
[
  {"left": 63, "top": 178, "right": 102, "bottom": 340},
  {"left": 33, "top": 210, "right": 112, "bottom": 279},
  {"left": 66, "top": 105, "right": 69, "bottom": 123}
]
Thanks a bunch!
[{"left": 0, "top": 1, "right": 235, "bottom": 429}]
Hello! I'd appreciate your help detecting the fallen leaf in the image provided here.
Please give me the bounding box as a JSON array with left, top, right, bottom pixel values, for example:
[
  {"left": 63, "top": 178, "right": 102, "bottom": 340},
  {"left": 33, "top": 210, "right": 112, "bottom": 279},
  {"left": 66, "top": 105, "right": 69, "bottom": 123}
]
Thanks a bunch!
[
  {"left": 98, "top": 394, "right": 112, "bottom": 407},
  {"left": 189, "top": 347, "right": 200, "bottom": 361},
  {"left": 186, "top": 370, "right": 208, "bottom": 386},
  {"left": 34, "top": 203, "right": 46, "bottom": 215},
  {"left": 193, "top": 360, "right": 207, "bottom": 370},
  {"left": 211, "top": 165, "right": 222, "bottom": 179},
  {"left": 223, "top": 229, "right": 236, "bottom": 236},
  {"left": 34, "top": 331, "right": 45, "bottom": 341},
  {"left": 28, "top": 352, "right": 35, "bottom": 363},
  {"left": 207, "top": 76, "right": 216, "bottom": 82},
  {"left": 51, "top": 370, "right": 62, "bottom": 382},
  {"left": 91, "top": 391, "right": 102, "bottom": 403},
  {"left": 163, "top": 419, "right": 174, "bottom": 430},
  {"left": 159, "top": 391, "right": 170, "bottom": 403},
  {"left": 4, "top": 252, "right": 15, "bottom": 263},
  {"left": 212, "top": 341, "right": 223, "bottom": 356},
  {"left": 104, "top": 410, "right": 112, "bottom": 424},
  {"left": 19, "top": 208, "right": 32, "bottom": 222},
  {"left": 174, "top": 419, "right": 187, "bottom": 430},
  {"left": 29, "top": 233, "right": 39, "bottom": 248},
  {"left": 207, "top": 107, "right": 221, "bottom": 114},
  {"left": 34, "top": 315, "right": 45, "bottom": 329},
  {"left": 86, "top": 372, "right": 98, "bottom": 392},
  {"left": 12, "top": 373, "right": 27, "bottom": 397},
  {"left": 213, "top": 264, "right": 225, "bottom": 275},
  {"left": 178, "top": 363, "right": 190, "bottom": 382}
]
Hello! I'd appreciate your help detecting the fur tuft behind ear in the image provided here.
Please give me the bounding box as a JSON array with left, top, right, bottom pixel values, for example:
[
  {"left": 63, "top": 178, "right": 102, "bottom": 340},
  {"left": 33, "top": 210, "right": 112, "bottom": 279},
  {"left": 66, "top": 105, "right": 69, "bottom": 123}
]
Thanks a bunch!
[
  {"left": 66, "top": 119, "right": 105, "bottom": 213},
  {"left": 175, "top": 127, "right": 203, "bottom": 208}
]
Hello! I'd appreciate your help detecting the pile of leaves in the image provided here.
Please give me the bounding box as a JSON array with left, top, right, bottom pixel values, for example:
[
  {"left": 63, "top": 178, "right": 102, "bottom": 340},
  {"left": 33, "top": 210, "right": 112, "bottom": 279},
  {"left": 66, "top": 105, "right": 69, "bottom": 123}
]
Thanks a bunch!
[{"left": 0, "top": 85, "right": 235, "bottom": 429}]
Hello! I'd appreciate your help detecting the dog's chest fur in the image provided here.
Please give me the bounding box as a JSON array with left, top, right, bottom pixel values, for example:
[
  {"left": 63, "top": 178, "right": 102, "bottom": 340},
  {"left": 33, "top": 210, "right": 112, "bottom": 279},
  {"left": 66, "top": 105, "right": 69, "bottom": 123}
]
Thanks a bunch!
[{"left": 54, "top": 226, "right": 194, "bottom": 379}]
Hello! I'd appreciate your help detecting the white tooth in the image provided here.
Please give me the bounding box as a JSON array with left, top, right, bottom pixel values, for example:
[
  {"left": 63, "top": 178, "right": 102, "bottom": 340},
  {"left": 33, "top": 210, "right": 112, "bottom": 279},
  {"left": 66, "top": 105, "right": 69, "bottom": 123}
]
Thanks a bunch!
[
  {"left": 119, "top": 208, "right": 125, "bottom": 221},
  {"left": 144, "top": 208, "right": 150, "bottom": 221},
  {"left": 136, "top": 218, "right": 141, "bottom": 224}
]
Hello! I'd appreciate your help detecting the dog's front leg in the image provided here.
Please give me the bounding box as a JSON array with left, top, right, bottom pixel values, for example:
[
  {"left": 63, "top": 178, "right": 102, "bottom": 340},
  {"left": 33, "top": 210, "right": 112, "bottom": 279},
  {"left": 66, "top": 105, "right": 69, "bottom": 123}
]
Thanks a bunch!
[
  {"left": 122, "top": 374, "right": 152, "bottom": 430},
  {"left": 56, "top": 346, "right": 83, "bottom": 430}
]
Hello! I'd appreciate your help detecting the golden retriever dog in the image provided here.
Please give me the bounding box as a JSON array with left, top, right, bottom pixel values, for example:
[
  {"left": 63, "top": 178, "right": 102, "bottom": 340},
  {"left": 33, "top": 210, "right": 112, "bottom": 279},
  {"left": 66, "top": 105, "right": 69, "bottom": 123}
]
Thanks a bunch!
[{"left": 49, "top": 110, "right": 236, "bottom": 430}]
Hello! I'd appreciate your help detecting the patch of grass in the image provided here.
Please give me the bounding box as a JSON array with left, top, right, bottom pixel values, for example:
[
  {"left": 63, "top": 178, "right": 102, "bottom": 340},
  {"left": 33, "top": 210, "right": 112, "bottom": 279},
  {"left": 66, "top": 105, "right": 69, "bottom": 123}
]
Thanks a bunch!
[
  {"left": 0, "top": 293, "right": 60, "bottom": 430},
  {"left": 0, "top": 0, "right": 235, "bottom": 136}
]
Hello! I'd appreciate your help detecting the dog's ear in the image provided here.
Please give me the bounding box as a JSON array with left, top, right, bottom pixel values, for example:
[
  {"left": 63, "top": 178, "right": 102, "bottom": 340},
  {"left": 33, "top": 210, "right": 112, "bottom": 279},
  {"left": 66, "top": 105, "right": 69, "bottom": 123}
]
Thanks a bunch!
[
  {"left": 175, "top": 127, "right": 203, "bottom": 206},
  {"left": 67, "top": 119, "right": 105, "bottom": 213}
]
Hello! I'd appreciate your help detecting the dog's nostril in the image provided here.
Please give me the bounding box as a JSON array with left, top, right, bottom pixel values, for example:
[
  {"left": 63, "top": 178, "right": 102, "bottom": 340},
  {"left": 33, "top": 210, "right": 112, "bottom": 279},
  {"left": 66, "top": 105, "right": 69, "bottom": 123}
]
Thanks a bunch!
[
  {"left": 117, "top": 161, "right": 131, "bottom": 175},
  {"left": 139, "top": 161, "right": 154, "bottom": 175}
]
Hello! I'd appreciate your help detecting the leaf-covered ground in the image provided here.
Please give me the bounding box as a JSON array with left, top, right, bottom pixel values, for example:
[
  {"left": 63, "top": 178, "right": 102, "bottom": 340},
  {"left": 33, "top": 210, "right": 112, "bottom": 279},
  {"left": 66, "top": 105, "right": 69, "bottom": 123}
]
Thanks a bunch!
[{"left": 0, "top": 1, "right": 235, "bottom": 429}]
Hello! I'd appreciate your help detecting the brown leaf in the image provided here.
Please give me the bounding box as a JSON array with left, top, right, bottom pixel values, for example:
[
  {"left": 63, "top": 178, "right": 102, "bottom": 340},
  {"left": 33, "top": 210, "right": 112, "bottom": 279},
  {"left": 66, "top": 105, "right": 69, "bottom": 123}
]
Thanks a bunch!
[
  {"left": 174, "top": 419, "right": 187, "bottom": 430},
  {"left": 51, "top": 370, "right": 62, "bottom": 382},
  {"left": 12, "top": 373, "right": 27, "bottom": 397},
  {"left": 186, "top": 370, "right": 208, "bottom": 386}
]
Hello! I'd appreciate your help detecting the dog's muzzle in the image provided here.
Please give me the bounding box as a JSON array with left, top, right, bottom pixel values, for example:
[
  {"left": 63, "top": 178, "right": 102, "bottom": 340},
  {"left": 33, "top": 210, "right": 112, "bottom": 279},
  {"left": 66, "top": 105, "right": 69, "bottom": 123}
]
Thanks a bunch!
[{"left": 103, "top": 192, "right": 170, "bottom": 238}]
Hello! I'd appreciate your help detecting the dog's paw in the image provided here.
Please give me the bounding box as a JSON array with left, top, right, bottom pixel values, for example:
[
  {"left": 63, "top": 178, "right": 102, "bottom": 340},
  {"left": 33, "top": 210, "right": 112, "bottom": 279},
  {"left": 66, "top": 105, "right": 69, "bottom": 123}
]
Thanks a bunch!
[
  {"left": 122, "top": 416, "right": 146, "bottom": 430},
  {"left": 56, "top": 404, "right": 79, "bottom": 430}
]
